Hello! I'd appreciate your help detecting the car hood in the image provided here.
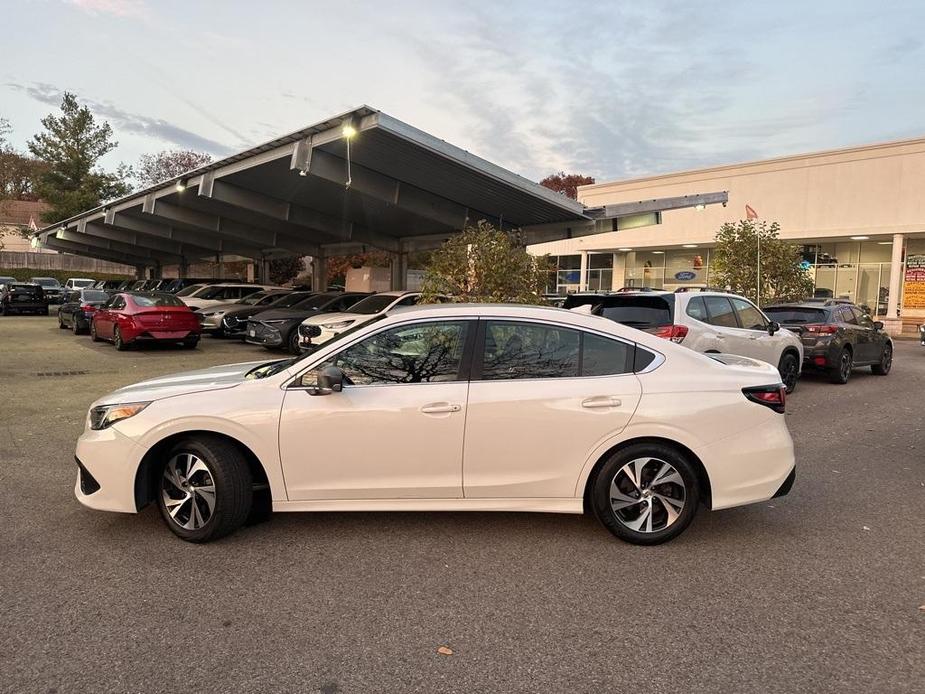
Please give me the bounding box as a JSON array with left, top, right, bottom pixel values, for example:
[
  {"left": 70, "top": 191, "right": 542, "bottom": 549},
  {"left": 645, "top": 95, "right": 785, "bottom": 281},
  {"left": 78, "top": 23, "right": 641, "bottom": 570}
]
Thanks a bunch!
[
  {"left": 252, "top": 307, "right": 321, "bottom": 321},
  {"left": 301, "top": 310, "right": 360, "bottom": 326},
  {"left": 195, "top": 301, "right": 247, "bottom": 314},
  {"left": 92, "top": 360, "right": 270, "bottom": 406}
]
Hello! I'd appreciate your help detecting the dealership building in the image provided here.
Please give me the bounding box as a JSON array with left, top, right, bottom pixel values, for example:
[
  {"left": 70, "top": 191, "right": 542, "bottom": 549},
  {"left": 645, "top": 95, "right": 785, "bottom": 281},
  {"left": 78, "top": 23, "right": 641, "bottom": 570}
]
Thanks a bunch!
[{"left": 530, "top": 137, "right": 925, "bottom": 336}]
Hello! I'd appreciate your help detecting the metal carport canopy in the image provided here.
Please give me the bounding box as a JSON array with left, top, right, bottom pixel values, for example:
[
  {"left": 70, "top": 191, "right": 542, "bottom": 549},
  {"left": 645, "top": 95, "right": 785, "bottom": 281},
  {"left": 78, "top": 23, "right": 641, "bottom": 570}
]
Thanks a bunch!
[{"left": 34, "top": 105, "right": 728, "bottom": 271}]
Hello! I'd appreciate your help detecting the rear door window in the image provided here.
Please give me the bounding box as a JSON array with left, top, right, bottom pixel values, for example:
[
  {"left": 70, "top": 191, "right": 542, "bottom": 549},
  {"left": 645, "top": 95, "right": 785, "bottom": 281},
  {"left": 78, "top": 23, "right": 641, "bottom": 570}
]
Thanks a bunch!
[
  {"left": 480, "top": 321, "right": 580, "bottom": 379},
  {"left": 840, "top": 307, "right": 858, "bottom": 325},
  {"left": 581, "top": 333, "right": 632, "bottom": 376},
  {"left": 703, "top": 297, "right": 738, "bottom": 328}
]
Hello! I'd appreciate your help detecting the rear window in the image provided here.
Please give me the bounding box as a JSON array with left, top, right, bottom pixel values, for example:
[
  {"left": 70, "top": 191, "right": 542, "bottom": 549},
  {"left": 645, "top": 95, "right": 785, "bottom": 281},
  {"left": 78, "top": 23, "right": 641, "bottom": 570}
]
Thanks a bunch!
[
  {"left": 594, "top": 296, "right": 674, "bottom": 329},
  {"left": 131, "top": 293, "right": 186, "bottom": 307},
  {"left": 763, "top": 307, "right": 828, "bottom": 324},
  {"left": 81, "top": 290, "right": 109, "bottom": 303},
  {"left": 10, "top": 284, "right": 42, "bottom": 295},
  {"left": 32, "top": 278, "right": 60, "bottom": 288}
]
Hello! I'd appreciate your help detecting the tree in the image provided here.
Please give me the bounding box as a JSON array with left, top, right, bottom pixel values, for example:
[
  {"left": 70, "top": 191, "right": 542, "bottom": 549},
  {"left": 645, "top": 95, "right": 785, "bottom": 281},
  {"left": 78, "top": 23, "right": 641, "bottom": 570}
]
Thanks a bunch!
[
  {"left": 269, "top": 256, "right": 305, "bottom": 285},
  {"left": 420, "top": 220, "right": 550, "bottom": 303},
  {"left": 710, "top": 220, "right": 814, "bottom": 305},
  {"left": 27, "top": 92, "right": 131, "bottom": 223},
  {"left": 0, "top": 118, "right": 46, "bottom": 202},
  {"left": 539, "top": 171, "right": 595, "bottom": 199},
  {"left": 135, "top": 149, "right": 213, "bottom": 188}
]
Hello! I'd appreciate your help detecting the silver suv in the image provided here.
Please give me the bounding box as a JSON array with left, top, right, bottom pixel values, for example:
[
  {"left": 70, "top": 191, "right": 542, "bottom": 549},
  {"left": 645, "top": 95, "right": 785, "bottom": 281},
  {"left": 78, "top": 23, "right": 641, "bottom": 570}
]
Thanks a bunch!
[{"left": 565, "top": 289, "right": 804, "bottom": 392}]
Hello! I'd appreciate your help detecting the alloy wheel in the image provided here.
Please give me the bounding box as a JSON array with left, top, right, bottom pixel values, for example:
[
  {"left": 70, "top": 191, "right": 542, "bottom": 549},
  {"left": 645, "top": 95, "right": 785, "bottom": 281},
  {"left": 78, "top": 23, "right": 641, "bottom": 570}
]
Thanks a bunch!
[
  {"left": 161, "top": 453, "right": 216, "bottom": 531},
  {"left": 840, "top": 352, "right": 852, "bottom": 381},
  {"left": 881, "top": 346, "right": 892, "bottom": 373},
  {"left": 780, "top": 357, "right": 798, "bottom": 392},
  {"left": 609, "top": 457, "right": 687, "bottom": 533}
]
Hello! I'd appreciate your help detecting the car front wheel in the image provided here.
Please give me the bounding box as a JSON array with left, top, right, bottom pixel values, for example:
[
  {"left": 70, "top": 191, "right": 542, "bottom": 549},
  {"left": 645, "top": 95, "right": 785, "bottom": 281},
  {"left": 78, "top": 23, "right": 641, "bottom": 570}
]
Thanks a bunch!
[
  {"left": 156, "top": 436, "right": 253, "bottom": 543},
  {"left": 591, "top": 443, "right": 700, "bottom": 545},
  {"left": 90, "top": 321, "right": 100, "bottom": 341},
  {"left": 113, "top": 326, "right": 128, "bottom": 351},
  {"left": 871, "top": 343, "right": 892, "bottom": 375}
]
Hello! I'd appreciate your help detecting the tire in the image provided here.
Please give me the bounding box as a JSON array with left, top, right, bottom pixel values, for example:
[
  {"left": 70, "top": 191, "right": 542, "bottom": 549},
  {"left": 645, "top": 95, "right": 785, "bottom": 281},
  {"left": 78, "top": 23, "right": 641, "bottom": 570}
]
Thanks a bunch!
[
  {"left": 871, "top": 343, "right": 892, "bottom": 375},
  {"left": 45, "top": 306, "right": 50, "bottom": 315},
  {"left": 72, "top": 319, "right": 82, "bottom": 335},
  {"left": 183, "top": 336, "right": 200, "bottom": 349},
  {"left": 90, "top": 321, "right": 100, "bottom": 341},
  {"left": 829, "top": 347, "right": 852, "bottom": 384},
  {"left": 778, "top": 352, "right": 799, "bottom": 394},
  {"left": 156, "top": 436, "right": 253, "bottom": 543},
  {"left": 113, "top": 326, "right": 128, "bottom": 351},
  {"left": 287, "top": 329, "right": 301, "bottom": 355},
  {"left": 591, "top": 443, "right": 700, "bottom": 545},
  {"left": 58, "top": 314, "right": 67, "bottom": 329}
]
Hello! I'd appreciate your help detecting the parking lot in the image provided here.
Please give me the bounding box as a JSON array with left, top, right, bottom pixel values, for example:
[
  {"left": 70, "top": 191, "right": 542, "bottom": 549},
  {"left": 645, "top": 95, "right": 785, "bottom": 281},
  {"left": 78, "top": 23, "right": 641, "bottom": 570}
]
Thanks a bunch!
[{"left": 1, "top": 314, "right": 923, "bottom": 693}]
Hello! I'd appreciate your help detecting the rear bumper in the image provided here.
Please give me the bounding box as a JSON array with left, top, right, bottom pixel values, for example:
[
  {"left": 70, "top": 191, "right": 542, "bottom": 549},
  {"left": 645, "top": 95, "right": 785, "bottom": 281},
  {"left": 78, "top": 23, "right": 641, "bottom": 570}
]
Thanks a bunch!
[
  {"left": 773, "top": 467, "right": 796, "bottom": 498},
  {"left": 696, "top": 417, "right": 796, "bottom": 510},
  {"left": 801, "top": 340, "right": 841, "bottom": 369}
]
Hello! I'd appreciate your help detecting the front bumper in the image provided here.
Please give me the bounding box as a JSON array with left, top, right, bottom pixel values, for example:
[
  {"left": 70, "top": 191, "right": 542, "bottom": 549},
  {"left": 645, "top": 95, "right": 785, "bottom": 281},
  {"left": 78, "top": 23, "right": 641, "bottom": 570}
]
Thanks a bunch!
[
  {"left": 245, "top": 322, "right": 284, "bottom": 347},
  {"left": 74, "top": 426, "right": 148, "bottom": 513}
]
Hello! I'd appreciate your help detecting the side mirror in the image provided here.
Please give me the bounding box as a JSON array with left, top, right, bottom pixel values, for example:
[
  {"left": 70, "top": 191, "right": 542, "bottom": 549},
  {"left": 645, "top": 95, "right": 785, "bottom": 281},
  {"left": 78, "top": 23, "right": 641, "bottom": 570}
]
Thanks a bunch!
[
  {"left": 873, "top": 321, "right": 884, "bottom": 331},
  {"left": 768, "top": 320, "right": 780, "bottom": 336},
  {"left": 308, "top": 366, "right": 347, "bottom": 396}
]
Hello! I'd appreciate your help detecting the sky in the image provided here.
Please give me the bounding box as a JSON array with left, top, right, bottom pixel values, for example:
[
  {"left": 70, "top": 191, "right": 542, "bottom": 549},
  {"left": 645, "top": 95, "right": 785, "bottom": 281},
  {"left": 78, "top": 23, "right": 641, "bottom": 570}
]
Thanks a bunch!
[{"left": 2, "top": 0, "right": 924, "bottom": 184}]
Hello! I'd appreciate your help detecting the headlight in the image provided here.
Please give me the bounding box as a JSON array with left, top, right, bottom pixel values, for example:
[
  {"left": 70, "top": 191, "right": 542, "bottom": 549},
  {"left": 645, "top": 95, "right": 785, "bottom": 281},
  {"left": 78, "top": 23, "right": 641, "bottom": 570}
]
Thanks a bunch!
[
  {"left": 89, "top": 402, "right": 150, "bottom": 430},
  {"left": 321, "top": 320, "right": 355, "bottom": 330},
  {"left": 203, "top": 310, "right": 225, "bottom": 318}
]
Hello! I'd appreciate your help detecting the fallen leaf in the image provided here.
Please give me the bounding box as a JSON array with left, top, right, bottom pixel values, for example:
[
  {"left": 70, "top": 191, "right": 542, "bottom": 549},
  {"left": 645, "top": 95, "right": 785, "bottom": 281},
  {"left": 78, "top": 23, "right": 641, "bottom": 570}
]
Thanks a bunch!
[
  {"left": 919, "top": 605, "right": 925, "bottom": 612},
  {"left": 437, "top": 646, "right": 453, "bottom": 656},
  {"left": 862, "top": 526, "right": 871, "bottom": 531}
]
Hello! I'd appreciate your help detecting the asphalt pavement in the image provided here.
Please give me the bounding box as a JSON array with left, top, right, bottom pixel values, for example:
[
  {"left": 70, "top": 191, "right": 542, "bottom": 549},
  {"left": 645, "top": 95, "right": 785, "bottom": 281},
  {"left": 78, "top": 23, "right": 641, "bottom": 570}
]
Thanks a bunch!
[{"left": 1, "top": 315, "right": 922, "bottom": 693}]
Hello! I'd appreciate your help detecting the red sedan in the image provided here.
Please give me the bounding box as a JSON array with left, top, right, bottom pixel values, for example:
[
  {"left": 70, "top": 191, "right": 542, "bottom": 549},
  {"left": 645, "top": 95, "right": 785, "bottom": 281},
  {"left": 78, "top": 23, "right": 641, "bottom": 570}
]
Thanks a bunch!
[{"left": 91, "top": 292, "right": 201, "bottom": 350}]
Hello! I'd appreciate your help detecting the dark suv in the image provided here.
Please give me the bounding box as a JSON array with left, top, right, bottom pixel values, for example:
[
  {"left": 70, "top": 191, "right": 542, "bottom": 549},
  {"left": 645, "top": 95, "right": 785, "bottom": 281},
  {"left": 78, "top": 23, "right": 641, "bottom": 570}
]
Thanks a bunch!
[
  {"left": 1, "top": 283, "right": 48, "bottom": 315},
  {"left": 763, "top": 301, "right": 892, "bottom": 384}
]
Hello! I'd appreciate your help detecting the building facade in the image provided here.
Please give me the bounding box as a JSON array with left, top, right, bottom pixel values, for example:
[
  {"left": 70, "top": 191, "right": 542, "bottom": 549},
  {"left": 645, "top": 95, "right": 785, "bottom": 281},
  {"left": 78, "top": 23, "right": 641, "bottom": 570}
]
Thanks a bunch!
[{"left": 529, "top": 137, "right": 925, "bottom": 335}]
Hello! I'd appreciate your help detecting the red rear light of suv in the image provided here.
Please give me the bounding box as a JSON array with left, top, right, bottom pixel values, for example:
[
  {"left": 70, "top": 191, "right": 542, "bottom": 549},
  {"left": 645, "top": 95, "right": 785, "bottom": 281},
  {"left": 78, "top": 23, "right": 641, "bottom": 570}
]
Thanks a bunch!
[
  {"left": 80, "top": 304, "right": 97, "bottom": 314},
  {"left": 743, "top": 385, "right": 786, "bottom": 414},
  {"left": 804, "top": 323, "right": 837, "bottom": 335},
  {"left": 653, "top": 324, "right": 689, "bottom": 343}
]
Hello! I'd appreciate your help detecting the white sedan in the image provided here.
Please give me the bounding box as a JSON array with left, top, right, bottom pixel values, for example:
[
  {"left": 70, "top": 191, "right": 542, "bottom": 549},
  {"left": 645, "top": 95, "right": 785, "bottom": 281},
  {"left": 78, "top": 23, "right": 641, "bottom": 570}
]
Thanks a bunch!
[{"left": 74, "top": 304, "right": 796, "bottom": 545}]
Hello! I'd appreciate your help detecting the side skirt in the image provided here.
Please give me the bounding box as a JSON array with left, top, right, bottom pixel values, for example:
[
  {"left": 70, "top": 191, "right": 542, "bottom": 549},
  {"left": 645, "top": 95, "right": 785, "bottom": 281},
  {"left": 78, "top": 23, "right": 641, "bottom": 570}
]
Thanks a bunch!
[{"left": 272, "top": 498, "right": 584, "bottom": 514}]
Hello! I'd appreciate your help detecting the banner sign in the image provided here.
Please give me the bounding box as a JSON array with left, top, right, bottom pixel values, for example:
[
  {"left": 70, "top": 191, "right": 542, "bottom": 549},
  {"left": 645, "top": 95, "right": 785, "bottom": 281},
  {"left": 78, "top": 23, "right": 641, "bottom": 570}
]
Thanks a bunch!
[{"left": 903, "top": 255, "right": 925, "bottom": 309}]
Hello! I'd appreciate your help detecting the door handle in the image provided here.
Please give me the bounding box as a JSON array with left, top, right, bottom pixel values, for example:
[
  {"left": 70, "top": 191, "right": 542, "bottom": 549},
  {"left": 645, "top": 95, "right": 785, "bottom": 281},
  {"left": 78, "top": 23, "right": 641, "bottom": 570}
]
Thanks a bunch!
[
  {"left": 420, "top": 402, "right": 461, "bottom": 414},
  {"left": 581, "top": 396, "right": 622, "bottom": 409}
]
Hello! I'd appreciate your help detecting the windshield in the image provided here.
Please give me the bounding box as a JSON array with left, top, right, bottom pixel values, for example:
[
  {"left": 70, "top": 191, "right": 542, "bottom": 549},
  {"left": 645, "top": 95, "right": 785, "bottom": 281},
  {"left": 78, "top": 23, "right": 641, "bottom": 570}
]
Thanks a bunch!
[
  {"left": 763, "top": 307, "right": 828, "bottom": 323},
  {"left": 348, "top": 294, "right": 397, "bottom": 315},
  {"left": 32, "top": 278, "right": 60, "bottom": 288},
  {"left": 270, "top": 292, "right": 312, "bottom": 308},
  {"left": 81, "top": 290, "right": 109, "bottom": 303},
  {"left": 195, "top": 286, "right": 232, "bottom": 300},
  {"left": 131, "top": 293, "right": 187, "bottom": 307},
  {"left": 175, "top": 284, "right": 205, "bottom": 297},
  {"left": 246, "top": 314, "right": 387, "bottom": 379},
  {"left": 293, "top": 293, "right": 341, "bottom": 310},
  {"left": 239, "top": 291, "right": 273, "bottom": 305},
  {"left": 71, "top": 279, "right": 94, "bottom": 287}
]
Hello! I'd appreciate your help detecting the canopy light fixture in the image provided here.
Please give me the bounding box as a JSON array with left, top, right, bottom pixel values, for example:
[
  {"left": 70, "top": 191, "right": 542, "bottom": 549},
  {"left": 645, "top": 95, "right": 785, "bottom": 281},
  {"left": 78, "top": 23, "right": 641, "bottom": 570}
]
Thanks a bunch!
[
  {"left": 694, "top": 204, "right": 706, "bottom": 211},
  {"left": 175, "top": 179, "right": 187, "bottom": 192},
  {"left": 342, "top": 123, "right": 357, "bottom": 139},
  {"left": 878, "top": 241, "right": 893, "bottom": 245},
  {"left": 617, "top": 247, "right": 633, "bottom": 252},
  {"left": 850, "top": 235, "right": 869, "bottom": 240},
  {"left": 682, "top": 244, "right": 698, "bottom": 248},
  {"left": 651, "top": 250, "right": 665, "bottom": 254}
]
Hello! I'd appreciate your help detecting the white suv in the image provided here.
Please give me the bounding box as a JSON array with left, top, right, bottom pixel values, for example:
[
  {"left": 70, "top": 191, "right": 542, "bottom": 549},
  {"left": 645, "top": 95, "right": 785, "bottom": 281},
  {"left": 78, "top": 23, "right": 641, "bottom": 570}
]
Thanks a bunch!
[
  {"left": 178, "top": 283, "right": 281, "bottom": 312},
  {"left": 567, "top": 289, "right": 803, "bottom": 392}
]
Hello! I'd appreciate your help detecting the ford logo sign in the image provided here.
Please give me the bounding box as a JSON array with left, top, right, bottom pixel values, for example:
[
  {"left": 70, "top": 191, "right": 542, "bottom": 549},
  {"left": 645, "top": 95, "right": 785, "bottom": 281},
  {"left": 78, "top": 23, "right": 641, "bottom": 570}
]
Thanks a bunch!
[{"left": 674, "top": 271, "right": 697, "bottom": 281}]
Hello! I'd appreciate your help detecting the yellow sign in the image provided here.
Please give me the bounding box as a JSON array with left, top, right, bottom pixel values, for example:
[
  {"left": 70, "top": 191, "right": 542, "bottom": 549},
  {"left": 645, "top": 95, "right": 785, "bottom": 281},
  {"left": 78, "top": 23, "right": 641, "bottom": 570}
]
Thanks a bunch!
[{"left": 903, "top": 255, "right": 925, "bottom": 309}]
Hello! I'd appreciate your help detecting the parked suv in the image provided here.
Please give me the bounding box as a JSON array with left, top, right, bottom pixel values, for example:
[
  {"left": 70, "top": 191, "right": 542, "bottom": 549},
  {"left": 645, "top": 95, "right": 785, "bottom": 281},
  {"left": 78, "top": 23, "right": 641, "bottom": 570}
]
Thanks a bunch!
[
  {"left": 763, "top": 300, "right": 892, "bottom": 383},
  {"left": 64, "top": 278, "right": 96, "bottom": 290},
  {"left": 565, "top": 289, "right": 803, "bottom": 392},
  {"left": 1, "top": 283, "right": 48, "bottom": 315},
  {"left": 29, "top": 277, "right": 64, "bottom": 303}
]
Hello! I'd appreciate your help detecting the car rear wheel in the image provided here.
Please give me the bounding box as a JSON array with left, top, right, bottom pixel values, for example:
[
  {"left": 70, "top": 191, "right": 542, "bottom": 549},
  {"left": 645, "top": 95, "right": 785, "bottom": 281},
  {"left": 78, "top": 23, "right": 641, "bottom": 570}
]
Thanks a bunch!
[
  {"left": 778, "top": 352, "right": 799, "bottom": 394},
  {"left": 829, "top": 347, "right": 852, "bottom": 384},
  {"left": 156, "top": 436, "right": 253, "bottom": 543},
  {"left": 58, "top": 315, "right": 67, "bottom": 329},
  {"left": 591, "top": 443, "right": 700, "bottom": 545},
  {"left": 287, "top": 330, "right": 301, "bottom": 355},
  {"left": 72, "top": 318, "right": 82, "bottom": 335},
  {"left": 871, "top": 343, "right": 892, "bottom": 375},
  {"left": 90, "top": 321, "right": 100, "bottom": 341},
  {"left": 183, "top": 336, "right": 199, "bottom": 349},
  {"left": 113, "top": 326, "right": 128, "bottom": 351}
]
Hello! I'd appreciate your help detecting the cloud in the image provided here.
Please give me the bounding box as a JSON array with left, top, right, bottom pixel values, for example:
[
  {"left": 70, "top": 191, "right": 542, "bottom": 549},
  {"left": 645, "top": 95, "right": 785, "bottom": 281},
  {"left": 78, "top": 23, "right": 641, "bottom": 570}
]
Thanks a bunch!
[
  {"left": 5, "top": 82, "right": 236, "bottom": 156},
  {"left": 64, "top": 0, "right": 147, "bottom": 18}
]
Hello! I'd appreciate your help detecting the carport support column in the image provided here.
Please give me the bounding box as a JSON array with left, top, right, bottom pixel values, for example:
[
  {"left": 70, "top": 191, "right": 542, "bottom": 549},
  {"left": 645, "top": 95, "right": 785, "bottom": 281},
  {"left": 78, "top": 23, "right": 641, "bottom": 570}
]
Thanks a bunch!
[
  {"left": 884, "top": 233, "right": 905, "bottom": 336},
  {"left": 178, "top": 258, "right": 189, "bottom": 279},
  {"left": 579, "top": 250, "right": 589, "bottom": 291},
  {"left": 216, "top": 253, "right": 225, "bottom": 280},
  {"left": 312, "top": 254, "right": 327, "bottom": 292},
  {"left": 134, "top": 265, "right": 146, "bottom": 280},
  {"left": 390, "top": 252, "right": 408, "bottom": 291}
]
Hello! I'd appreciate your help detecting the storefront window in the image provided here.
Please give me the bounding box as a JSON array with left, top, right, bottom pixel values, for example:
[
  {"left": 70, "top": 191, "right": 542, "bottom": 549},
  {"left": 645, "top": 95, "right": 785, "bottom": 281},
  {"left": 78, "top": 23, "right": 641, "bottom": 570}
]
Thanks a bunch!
[
  {"left": 587, "top": 253, "right": 614, "bottom": 291},
  {"left": 665, "top": 249, "right": 708, "bottom": 289},
  {"left": 624, "top": 251, "right": 666, "bottom": 289}
]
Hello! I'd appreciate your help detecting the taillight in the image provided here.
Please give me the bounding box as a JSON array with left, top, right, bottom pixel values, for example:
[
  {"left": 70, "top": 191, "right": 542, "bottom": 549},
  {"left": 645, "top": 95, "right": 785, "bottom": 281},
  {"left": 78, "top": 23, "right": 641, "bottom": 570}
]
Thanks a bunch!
[
  {"left": 80, "top": 304, "right": 97, "bottom": 313},
  {"left": 743, "top": 385, "right": 786, "bottom": 414},
  {"left": 654, "top": 324, "right": 689, "bottom": 343},
  {"left": 804, "top": 323, "right": 837, "bottom": 335}
]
